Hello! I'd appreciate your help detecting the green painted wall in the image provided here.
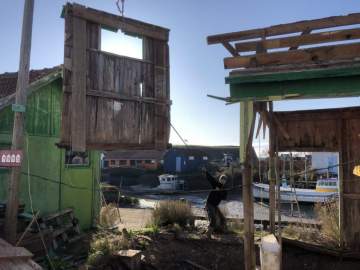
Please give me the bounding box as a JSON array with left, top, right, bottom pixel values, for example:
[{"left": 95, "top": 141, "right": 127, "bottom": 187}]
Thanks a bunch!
[
  {"left": 227, "top": 65, "right": 360, "bottom": 101},
  {"left": 0, "top": 79, "right": 100, "bottom": 229}
]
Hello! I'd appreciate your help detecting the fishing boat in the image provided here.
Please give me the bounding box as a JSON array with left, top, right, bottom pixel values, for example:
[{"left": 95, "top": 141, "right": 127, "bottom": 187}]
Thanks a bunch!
[
  {"left": 253, "top": 178, "right": 338, "bottom": 203},
  {"left": 157, "top": 174, "right": 185, "bottom": 191}
]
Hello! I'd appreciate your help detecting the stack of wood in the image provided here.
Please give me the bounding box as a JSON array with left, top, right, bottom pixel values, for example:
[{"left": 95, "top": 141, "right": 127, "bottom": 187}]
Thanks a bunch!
[
  {"left": 0, "top": 203, "right": 25, "bottom": 218},
  {"left": 40, "top": 208, "right": 82, "bottom": 249}
]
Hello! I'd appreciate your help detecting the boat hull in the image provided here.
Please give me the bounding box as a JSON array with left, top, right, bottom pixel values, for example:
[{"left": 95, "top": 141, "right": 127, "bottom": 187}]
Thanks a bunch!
[{"left": 253, "top": 183, "right": 338, "bottom": 203}]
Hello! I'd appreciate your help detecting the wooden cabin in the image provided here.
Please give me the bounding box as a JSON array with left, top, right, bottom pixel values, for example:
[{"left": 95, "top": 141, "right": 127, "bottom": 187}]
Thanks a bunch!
[{"left": 0, "top": 66, "right": 101, "bottom": 229}]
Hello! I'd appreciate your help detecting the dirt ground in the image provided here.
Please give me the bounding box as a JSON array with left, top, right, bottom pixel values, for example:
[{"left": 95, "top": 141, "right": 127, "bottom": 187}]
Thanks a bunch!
[
  {"left": 142, "top": 233, "right": 244, "bottom": 270},
  {"left": 115, "top": 207, "right": 360, "bottom": 270},
  {"left": 117, "top": 208, "right": 153, "bottom": 231}
]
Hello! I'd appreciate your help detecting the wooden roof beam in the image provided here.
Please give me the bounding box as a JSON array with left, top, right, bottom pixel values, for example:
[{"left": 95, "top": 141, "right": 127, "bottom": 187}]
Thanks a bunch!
[
  {"left": 224, "top": 42, "right": 360, "bottom": 69},
  {"left": 207, "top": 13, "right": 360, "bottom": 44},
  {"left": 235, "top": 28, "right": 360, "bottom": 52},
  {"left": 221, "top": 42, "right": 239, "bottom": 56},
  {"left": 64, "top": 3, "right": 169, "bottom": 41}
]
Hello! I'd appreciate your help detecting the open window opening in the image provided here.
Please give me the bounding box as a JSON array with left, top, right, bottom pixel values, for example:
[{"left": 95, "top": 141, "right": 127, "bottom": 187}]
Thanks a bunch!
[
  {"left": 256, "top": 151, "right": 339, "bottom": 188},
  {"left": 65, "top": 150, "right": 90, "bottom": 166},
  {"left": 254, "top": 150, "right": 339, "bottom": 219},
  {"left": 101, "top": 29, "right": 143, "bottom": 59}
]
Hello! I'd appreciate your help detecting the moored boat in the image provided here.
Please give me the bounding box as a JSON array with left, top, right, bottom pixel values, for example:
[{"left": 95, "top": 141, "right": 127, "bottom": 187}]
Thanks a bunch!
[
  {"left": 157, "top": 174, "right": 185, "bottom": 191},
  {"left": 253, "top": 178, "right": 338, "bottom": 203}
]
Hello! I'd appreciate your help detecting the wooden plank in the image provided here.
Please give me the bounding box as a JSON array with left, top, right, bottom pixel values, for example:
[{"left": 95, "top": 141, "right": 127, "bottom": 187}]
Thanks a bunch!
[
  {"left": 207, "top": 12, "right": 360, "bottom": 44},
  {"left": 224, "top": 42, "right": 360, "bottom": 69},
  {"left": 342, "top": 116, "right": 360, "bottom": 250},
  {"left": 289, "top": 28, "right": 312, "bottom": 50},
  {"left": 343, "top": 193, "right": 360, "bottom": 199},
  {"left": 68, "top": 3, "right": 169, "bottom": 41},
  {"left": 242, "top": 102, "right": 256, "bottom": 270},
  {"left": 83, "top": 90, "right": 171, "bottom": 105},
  {"left": 268, "top": 102, "right": 276, "bottom": 234},
  {"left": 235, "top": 28, "right": 360, "bottom": 52},
  {"left": 70, "top": 16, "right": 87, "bottom": 152},
  {"left": 0, "top": 247, "right": 33, "bottom": 260},
  {"left": 222, "top": 42, "right": 239, "bottom": 56},
  {"left": 57, "top": 142, "right": 157, "bottom": 150}
]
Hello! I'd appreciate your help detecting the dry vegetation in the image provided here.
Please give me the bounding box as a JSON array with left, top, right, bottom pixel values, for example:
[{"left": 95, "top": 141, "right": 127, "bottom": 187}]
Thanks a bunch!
[
  {"left": 314, "top": 200, "right": 340, "bottom": 247},
  {"left": 99, "top": 203, "right": 122, "bottom": 228},
  {"left": 151, "top": 200, "right": 194, "bottom": 228},
  {"left": 283, "top": 200, "right": 340, "bottom": 248}
]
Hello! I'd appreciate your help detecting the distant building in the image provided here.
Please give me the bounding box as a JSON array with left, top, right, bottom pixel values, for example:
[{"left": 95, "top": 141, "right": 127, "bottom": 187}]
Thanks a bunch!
[
  {"left": 103, "top": 150, "right": 164, "bottom": 170},
  {"left": 311, "top": 152, "right": 339, "bottom": 176},
  {"left": 163, "top": 145, "right": 240, "bottom": 173}
]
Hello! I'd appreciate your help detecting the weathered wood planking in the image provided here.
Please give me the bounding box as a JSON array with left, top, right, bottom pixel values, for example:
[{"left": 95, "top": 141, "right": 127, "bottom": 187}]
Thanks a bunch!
[
  {"left": 70, "top": 16, "right": 87, "bottom": 152},
  {"left": 208, "top": 13, "right": 360, "bottom": 70},
  {"left": 235, "top": 28, "right": 360, "bottom": 53},
  {"left": 207, "top": 13, "right": 360, "bottom": 44},
  {"left": 274, "top": 106, "right": 360, "bottom": 250},
  {"left": 60, "top": 3, "right": 170, "bottom": 151},
  {"left": 70, "top": 3, "right": 169, "bottom": 41},
  {"left": 341, "top": 116, "right": 360, "bottom": 250},
  {"left": 273, "top": 108, "right": 360, "bottom": 151},
  {"left": 224, "top": 43, "right": 360, "bottom": 69}
]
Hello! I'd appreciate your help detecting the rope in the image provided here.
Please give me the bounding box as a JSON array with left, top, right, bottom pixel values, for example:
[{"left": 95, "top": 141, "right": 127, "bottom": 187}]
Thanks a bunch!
[
  {"left": 116, "top": 0, "right": 125, "bottom": 17},
  {"left": 170, "top": 122, "right": 189, "bottom": 148}
]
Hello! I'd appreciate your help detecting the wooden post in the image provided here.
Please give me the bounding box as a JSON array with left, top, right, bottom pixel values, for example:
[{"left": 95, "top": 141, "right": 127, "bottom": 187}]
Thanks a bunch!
[
  {"left": 268, "top": 102, "right": 276, "bottom": 233},
  {"left": 338, "top": 118, "right": 344, "bottom": 250},
  {"left": 4, "top": 0, "right": 35, "bottom": 244},
  {"left": 240, "top": 101, "right": 256, "bottom": 270},
  {"left": 275, "top": 150, "right": 283, "bottom": 270}
]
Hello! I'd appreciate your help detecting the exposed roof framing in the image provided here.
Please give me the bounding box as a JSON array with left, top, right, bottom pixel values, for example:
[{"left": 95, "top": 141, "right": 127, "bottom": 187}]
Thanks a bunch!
[
  {"left": 207, "top": 13, "right": 360, "bottom": 70},
  {"left": 63, "top": 3, "right": 170, "bottom": 41}
]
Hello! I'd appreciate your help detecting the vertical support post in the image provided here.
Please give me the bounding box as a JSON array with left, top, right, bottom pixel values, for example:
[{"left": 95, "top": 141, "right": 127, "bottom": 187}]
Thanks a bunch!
[
  {"left": 304, "top": 157, "right": 307, "bottom": 184},
  {"left": 275, "top": 150, "right": 283, "bottom": 270},
  {"left": 338, "top": 119, "right": 344, "bottom": 250},
  {"left": 4, "top": 0, "right": 35, "bottom": 244},
  {"left": 268, "top": 102, "right": 276, "bottom": 233},
  {"left": 240, "top": 101, "right": 255, "bottom": 270}
]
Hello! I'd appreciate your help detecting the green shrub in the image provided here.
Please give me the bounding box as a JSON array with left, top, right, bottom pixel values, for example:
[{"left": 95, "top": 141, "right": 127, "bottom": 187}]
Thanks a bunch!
[{"left": 151, "top": 200, "right": 194, "bottom": 228}]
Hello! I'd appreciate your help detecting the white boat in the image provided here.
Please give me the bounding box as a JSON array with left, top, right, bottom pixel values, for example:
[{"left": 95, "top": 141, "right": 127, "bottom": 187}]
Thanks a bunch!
[
  {"left": 157, "top": 174, "right": 185, "bottom": 190},
  {"left": 253, "top": 178, "right": 338, "bottom": 203}
]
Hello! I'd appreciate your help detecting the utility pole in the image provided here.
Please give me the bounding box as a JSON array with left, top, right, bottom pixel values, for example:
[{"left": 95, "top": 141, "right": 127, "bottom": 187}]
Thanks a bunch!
[{"left": 4, "top": 0, "right": 35, "bottom": 244}]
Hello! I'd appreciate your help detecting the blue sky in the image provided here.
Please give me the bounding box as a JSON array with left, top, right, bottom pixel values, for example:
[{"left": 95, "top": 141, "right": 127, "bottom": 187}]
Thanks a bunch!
[{"left": 1, "top": 0, "right": 359, "bottom": 146}]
